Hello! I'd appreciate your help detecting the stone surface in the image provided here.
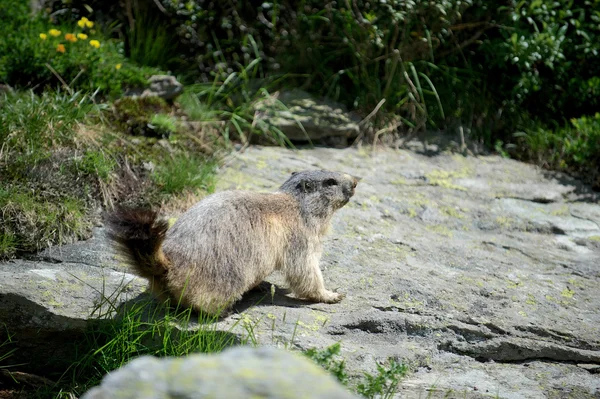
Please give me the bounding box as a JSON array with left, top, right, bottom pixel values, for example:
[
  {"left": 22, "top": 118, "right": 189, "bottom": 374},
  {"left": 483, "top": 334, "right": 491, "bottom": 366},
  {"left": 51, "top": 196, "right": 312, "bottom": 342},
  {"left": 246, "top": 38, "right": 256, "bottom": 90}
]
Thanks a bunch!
[
  {"left": 124, "top": 75, "right": 183, "bottom": 101},
  {"left": 1, "top": 145, "right": 599, "bottom": 398},
  {"left": 253, "top": 89, "right": 361, "bottom": 142},
  {"left": 0, "top": 228, "right": 146, "bottom": 373},
  {"left": 81, "top": 346, "right": 359, "bottom": 399},
  {"left": 213, "top": 146, "right": 600, "bottom": 399}
]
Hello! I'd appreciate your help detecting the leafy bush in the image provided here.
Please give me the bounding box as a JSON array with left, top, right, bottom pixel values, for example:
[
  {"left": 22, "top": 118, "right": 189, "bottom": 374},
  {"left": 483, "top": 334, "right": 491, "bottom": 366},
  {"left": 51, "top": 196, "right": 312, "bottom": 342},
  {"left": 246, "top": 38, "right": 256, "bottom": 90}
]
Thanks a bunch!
[{"left": 515, "top": 113, "right": 600, "bottom": 186}]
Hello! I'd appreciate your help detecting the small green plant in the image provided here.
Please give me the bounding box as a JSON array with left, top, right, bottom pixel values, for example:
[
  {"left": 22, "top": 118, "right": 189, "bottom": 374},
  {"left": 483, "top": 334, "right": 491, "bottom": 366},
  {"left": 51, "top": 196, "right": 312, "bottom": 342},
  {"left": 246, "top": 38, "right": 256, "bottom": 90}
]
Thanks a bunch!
[
  {"left": 304, "top": 343, "right": 348, "bottom": 385},
  {"left": 356, "top": 359, "right": 408, "bottom": 399},
  {"left": 75, "top": 150, "right": 117, "bottom": 181},
  {"left": 150, "top": 113, "right": 179, "bottom": 136},
  {"left": 305, "top": 343, "right": 408, "bottom": 398}
]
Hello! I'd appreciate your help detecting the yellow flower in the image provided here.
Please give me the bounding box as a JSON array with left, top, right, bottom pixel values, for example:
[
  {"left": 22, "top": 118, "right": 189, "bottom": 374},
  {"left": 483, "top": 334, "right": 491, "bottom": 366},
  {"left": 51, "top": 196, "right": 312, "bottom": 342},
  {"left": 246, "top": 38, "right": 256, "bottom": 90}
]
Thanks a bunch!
[
  {"left": 56, "top": 44, "right": 66, "bottom": 53},
  {"left": 39, "top": 33, "right": 47, "bottom": 40},
  {"left": 78, "top": 17, "right": 95, "bottom": 28},
  {"left": 115, "top": 63, "right": 122, "bottom": 70},
  {"left": 65, "top": 33, "right": 77, "bottom": 43},
  {"left": 89, "top": 39, "right": 100, "bottom": 48},
  {"left": 77, "top": 33, "right": 88, "bottom": 40},
  {"left": 49, "top": 29, "right": 61, "bottom": 37}
]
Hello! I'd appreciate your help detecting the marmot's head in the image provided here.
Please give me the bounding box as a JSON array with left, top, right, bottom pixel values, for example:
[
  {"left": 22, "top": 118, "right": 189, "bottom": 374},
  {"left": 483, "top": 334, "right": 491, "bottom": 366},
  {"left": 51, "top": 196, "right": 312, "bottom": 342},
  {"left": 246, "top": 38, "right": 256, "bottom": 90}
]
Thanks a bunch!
[{"left": 279, "top": 170, "right": 359, "bottom": 220}]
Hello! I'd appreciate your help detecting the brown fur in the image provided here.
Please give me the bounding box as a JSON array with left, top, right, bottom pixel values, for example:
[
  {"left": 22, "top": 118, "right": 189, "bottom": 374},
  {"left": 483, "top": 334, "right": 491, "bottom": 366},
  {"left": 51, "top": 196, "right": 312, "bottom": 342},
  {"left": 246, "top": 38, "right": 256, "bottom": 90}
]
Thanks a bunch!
[{"left": 106, "top": 170, "right": 359, "bottom": 315}]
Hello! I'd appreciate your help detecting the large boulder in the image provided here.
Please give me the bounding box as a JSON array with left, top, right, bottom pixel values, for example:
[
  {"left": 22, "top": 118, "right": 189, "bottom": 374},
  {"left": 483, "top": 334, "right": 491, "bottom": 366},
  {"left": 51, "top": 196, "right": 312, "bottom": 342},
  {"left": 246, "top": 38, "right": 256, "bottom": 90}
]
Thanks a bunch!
[
  {"left": 253, "top": 89, "right": 361, "bottom": 144},
  {"left": 81, "top": 346, "right": 359, "bottom": 399}
]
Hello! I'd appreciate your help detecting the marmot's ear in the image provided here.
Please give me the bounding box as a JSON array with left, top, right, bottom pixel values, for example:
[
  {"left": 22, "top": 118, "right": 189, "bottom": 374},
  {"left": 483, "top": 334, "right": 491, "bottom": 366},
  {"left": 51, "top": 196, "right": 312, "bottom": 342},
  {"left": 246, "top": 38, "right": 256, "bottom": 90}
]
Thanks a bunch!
[{"left": 291, "top": 171, "right": 298, "bottom": 176}]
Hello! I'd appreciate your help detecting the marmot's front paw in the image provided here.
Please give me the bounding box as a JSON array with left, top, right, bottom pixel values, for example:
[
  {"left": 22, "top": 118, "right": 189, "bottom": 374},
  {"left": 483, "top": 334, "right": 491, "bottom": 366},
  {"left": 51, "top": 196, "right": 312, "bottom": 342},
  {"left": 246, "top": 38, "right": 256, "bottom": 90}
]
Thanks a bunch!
[{"left": 322, "top": 290, "right": 345, "bottom": 304}]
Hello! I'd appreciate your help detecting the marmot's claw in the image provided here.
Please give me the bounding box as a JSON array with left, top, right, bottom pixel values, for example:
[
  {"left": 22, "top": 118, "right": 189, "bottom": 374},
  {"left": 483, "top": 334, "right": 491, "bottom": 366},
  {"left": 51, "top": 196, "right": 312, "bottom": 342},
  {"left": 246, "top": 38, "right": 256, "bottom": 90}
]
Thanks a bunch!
[{"left": 323, "top": 291, "right": 345, "bottom": 303}]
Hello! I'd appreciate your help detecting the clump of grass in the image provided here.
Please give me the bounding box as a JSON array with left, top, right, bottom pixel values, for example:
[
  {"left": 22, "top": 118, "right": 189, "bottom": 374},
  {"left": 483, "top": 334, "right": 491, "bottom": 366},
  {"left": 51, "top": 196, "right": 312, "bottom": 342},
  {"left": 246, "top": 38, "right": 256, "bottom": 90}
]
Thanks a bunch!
[
  {"left": 150, "top": 113, "right": 179, "bottom": 136},
  {"left": 0, "top": 91, "right": 99, "bottom": 258},
  {"left": 0, "top": 186, "right": 91, "bottom": 258},
  {"left": 152, "top": 154, "right": 216, "bottom": 196},
  {"left": 34, "top": 295, "right": 237, "bottom": 397},
  {"left": 178, "top": 54, "right": 293, "bottom": 147},
  {"left": 74, "top": 150, "right": 117, "bottom": 181},
  {"left": 514, "top": 113, "right": 600, "bottom": 188},
  {"left": 0, "top": 90, "right": 94, "bottom": 161}
]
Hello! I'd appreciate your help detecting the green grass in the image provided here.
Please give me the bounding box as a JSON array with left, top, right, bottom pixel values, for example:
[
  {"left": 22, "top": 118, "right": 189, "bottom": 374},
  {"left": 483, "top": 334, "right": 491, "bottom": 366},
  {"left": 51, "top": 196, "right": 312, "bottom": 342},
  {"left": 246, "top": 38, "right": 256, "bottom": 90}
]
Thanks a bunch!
[
  {"left": 0, "top": 90, "right": 219, "bottom": 259},
  {"left": 0, "top": 90, "right": 94, "bottom": 159},
  {"left": 0, "top": 186, "right": 91, "bottom": 258},
  {"left": 152, "top": 154, "right": 216, "bottom": 196},
  {"left": 150, "top": 113, "right": 179, "bottom": 135},
  {"left": 177, "top": 54, "right": 294, "bottom": 147},
  {"left": 74, "top": 150, "right": 117, "bottom": 181}
]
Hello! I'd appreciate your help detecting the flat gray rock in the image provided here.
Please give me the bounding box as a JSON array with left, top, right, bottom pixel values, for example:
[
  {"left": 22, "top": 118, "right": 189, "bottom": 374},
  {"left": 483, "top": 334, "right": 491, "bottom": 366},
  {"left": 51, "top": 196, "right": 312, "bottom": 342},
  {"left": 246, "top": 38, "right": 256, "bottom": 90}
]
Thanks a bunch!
[
  {"left": 0, "top": 228, "right": 146, "bottom": 373},
  {"left": 1, "top": 146, "right": 599, "bottom": 398},
  {"left": 82, "top": 346, "right": 359, "bottom": 399},
  {"left": 214, "top": 146, "right": 600, "bottom": 398}
]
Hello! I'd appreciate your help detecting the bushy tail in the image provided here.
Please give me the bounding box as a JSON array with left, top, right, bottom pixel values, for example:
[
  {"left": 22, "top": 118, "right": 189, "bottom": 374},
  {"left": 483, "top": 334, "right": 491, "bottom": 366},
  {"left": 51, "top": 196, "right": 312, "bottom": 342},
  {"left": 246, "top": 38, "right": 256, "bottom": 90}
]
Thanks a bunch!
[{"left": 105, "top": 208, "right": 171, "bottom": 280}]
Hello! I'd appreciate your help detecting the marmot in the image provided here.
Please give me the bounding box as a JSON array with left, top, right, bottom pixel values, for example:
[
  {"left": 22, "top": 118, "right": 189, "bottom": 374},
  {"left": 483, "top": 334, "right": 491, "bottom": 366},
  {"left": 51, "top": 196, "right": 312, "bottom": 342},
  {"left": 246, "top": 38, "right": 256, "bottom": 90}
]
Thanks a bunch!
[{"left": 106, "top": 170, "right": 359, "bottom": 315}]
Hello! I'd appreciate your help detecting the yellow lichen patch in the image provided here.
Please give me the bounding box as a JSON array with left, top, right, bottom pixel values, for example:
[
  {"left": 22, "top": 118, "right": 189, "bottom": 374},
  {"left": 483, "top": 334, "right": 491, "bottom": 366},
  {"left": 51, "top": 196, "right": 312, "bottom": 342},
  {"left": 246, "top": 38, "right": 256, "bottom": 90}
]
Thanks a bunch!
[
  {"left": 256, "top": 159, "right": 268, "bottom": 170},
  {"left": 425, "top": 224, "right": 453, "bottom": 237},
  {"left": 425, "top": 168, "right": 471, "bottom": 191},
  {"left": 525, "top": 293, "right": 537, "bottom": 306},
  {"left": 368, "top": 195, "right": 381, "bottom": 203},
  {"left": 561, "top": 288, "right": 575, "bottom": 298},
  {"left": 359, "top": 276, "right": 375, "bottom": 288},
  {"left": 550, "top": 206, "right": 570, "bottom": 216},
  {"left": 495, "top": 216, "right": 513, "bottom": 229},
  {"left": 506, "top": 280, "right": 522, "bottom": 289},
  {"left": 391, "top": 178, "right": 408, "bottom": 185},
  {"left": 389, "top": 292, "right": 424, "bottom": 310},
  {"left": 440, "top": 206, "right": 465, "bottom": 219},
  {"left": 567, "top": 278, "right": 584, "bottom": 288},
  {"left": 518, "top": 310, "right": 527, "bottom": 317},
  {"left": 588, "top": 235, "right": 600, "bottom": 242}
]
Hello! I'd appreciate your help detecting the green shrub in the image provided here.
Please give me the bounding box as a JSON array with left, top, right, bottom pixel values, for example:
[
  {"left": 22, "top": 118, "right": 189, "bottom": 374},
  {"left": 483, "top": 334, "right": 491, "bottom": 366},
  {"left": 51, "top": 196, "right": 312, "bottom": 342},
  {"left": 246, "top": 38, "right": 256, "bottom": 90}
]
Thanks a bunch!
[{"left": 515, "top": 113, "right": 600, "bottom": 186}]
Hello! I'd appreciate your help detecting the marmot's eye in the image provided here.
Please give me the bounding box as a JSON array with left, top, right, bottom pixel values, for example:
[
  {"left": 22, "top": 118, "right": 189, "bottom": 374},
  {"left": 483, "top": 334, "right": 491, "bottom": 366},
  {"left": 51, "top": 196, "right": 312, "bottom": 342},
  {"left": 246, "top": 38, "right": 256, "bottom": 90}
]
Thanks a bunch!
[{"left": 323, "top": 178, "right": 338, "bottom": 187}]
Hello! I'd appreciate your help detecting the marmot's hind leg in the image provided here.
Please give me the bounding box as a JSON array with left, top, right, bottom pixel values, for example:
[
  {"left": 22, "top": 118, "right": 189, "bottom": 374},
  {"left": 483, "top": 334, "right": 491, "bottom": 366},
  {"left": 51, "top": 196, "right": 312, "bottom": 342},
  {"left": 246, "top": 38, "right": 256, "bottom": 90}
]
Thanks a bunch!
[{"left": 284, "top": 246, "right": 344, "bottom": 303}]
